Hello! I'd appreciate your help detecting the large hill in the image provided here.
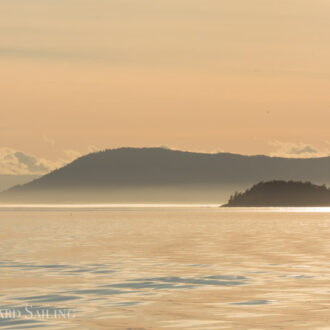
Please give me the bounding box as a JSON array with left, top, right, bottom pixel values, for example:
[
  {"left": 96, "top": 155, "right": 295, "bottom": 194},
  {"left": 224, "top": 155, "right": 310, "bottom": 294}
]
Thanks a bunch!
[
  {"left": 2, "top": 147, "right": 330, "bottom": 203},
  {"left": 0, "top": 174, "right": 40, "bottom": 193}
]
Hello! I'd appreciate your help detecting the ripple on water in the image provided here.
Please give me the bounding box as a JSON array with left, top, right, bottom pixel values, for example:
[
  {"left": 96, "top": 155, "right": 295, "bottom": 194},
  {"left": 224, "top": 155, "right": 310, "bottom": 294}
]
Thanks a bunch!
[
  {"left": 1, "top": 258, "right": 250, "bottom": 328},
  {"left": 0, "top": 318, "right": 46, "bottom": 329},
  {"left": 231, "top": 300, "right": 273, "bottom": 305},
  {"left": 14, "top": 295, "right": 81, "bottom": 303},
  {"left": 128, "top": 275, "right": 247, "bottom": 287},
  {"left": 70, "top": 289, "right": 125, "bottom": 296}
]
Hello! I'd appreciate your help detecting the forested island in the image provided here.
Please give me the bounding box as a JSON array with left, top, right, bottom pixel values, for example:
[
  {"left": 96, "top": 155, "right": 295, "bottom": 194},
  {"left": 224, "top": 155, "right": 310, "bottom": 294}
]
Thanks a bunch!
[{"left": 222, "top": 180, "right": 330, "bottom": 207}]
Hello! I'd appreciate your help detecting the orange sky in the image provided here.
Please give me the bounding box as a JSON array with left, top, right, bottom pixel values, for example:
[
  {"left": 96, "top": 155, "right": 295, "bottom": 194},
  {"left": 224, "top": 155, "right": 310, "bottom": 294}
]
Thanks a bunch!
[{"left": 1, "top": 0, "right": 330, "bottom": 166}]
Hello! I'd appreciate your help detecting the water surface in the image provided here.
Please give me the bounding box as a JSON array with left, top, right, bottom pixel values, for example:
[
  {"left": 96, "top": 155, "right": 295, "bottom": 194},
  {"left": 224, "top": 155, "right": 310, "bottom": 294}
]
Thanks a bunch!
[{"left": 1, "top": 205, "right": 330, "bottom": 329}]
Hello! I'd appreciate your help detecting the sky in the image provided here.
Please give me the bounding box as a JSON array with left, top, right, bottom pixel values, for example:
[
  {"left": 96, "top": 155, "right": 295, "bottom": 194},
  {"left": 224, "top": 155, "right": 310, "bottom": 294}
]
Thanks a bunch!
[{"left": 1, "top": 0, "right": 330, "bottom": 174}]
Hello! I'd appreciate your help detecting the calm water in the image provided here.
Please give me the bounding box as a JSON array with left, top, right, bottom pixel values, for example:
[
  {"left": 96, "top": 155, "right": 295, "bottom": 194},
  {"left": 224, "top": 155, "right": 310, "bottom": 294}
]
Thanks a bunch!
[{"left": 1, "top": 205, "right": 330, "bottom": 329}]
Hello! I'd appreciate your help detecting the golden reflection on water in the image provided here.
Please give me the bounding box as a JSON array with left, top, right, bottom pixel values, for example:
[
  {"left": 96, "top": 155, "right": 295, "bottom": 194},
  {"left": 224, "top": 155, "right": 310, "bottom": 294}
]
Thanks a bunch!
[
  {"left": 1, "top": 207, "right": 330, "bottom": 329},
  {"left": 2, "top": 204, "right": 330, "bottom": 212}
]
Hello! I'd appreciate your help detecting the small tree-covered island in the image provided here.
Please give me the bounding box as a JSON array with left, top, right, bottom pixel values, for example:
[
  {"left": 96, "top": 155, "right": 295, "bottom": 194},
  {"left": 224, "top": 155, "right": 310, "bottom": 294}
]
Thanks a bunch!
[{"left": 222, "top": 180, "right": 330, "bottom": 207}]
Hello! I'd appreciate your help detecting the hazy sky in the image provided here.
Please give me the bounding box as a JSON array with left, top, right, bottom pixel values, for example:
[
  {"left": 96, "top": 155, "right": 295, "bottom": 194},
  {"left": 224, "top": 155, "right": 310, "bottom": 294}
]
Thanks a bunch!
[{"left": 2, "top": 0, "right": 330, "bottom": 172}]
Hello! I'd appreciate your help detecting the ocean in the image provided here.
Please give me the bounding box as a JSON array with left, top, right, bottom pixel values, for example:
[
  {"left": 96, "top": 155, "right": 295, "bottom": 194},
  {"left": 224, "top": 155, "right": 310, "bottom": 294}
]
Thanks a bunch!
[{"left": 0, "top": 205, "right": 330, "bottom": 329}]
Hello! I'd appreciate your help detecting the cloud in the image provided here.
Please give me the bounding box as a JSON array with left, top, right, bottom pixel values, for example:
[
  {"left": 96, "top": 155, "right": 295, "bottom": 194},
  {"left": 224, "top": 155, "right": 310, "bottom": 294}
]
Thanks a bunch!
[
  {"left": 0, "top": 147, "right": 81, "bottom": 175},
  {"left": 88, "top": 145, "right": 103, "bottom": 153},
  {"left": 269, "top": 141, "right": 330, "bottom": 158},
  {"left": 63, "top": 149, "right": 82, "bottom": 161},
  {"left": 0, "top": 47, "right": 104, "bottom": 61},
  {"left": 43, "top": 135, "right": 55, "bottom": 147}
]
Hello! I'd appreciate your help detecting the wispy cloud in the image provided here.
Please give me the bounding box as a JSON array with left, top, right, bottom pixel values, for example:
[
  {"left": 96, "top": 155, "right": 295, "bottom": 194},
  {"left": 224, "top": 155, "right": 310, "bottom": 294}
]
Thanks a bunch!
[
  {"left": 87, "top": 145, "right": 103, "bottom": 153},
  {"left": 0, "top": 47, "right": 125, "bottom": 63},
  {"left": 269, "top": 141, "right": 330, "bottom": 158},
  {"left": 42, "top": 135, "right": 55, "bottom": 147},
  {"left": 63, "top": 149, "right": 82, "bottom": 161},
  {"left": 0, "top": 147, "right": 81, "bottom": 175}
]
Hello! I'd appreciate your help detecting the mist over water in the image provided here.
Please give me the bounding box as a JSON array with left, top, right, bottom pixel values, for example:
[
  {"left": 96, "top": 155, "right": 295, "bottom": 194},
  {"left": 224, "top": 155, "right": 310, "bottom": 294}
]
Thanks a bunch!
[{"left": 1, "top": 206, "right": 330, "bottom": 329}]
